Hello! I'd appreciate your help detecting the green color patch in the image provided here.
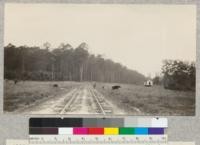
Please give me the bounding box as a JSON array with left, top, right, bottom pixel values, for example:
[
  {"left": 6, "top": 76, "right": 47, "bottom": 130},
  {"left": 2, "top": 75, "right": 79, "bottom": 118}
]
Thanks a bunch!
[{"left": 119, "top": 128, "right": 135, "bottom": 135}]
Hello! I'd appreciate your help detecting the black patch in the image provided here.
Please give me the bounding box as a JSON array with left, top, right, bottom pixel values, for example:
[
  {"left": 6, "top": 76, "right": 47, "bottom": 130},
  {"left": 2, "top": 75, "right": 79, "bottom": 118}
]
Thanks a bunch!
[{"left": 112, "top": 85, "right": 121, "bottom": 90}]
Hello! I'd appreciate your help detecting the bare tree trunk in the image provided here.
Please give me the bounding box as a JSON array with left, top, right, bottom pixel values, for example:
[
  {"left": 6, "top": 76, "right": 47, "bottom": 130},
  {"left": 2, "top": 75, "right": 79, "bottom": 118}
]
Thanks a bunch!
[
  {"left": 51, "top": 64, "right": 54, "bottom": 81},
  {"left": 69, "top": 72, "right": 72, "bottom": 81},
  {"left": 80, "top": 65, "right": 83, "bottom": 82},
  {"left": 90, "top": 71, "right": 93, "bottom": 81},
  {"left": 22, "top": 55, "right": 25, "bottom": 81}
]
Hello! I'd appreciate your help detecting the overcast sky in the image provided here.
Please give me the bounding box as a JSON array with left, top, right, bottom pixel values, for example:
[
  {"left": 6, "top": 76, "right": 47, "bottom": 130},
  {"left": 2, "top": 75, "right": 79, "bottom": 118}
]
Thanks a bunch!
[{"left": 4, "top": 4, "right": 196, "bottom": 77}]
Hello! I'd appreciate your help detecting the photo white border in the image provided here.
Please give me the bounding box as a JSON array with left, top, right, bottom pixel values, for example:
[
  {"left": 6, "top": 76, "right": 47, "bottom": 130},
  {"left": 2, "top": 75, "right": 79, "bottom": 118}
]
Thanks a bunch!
[{"left": 0, "top": 0, "right": 199, "bottom": 145}]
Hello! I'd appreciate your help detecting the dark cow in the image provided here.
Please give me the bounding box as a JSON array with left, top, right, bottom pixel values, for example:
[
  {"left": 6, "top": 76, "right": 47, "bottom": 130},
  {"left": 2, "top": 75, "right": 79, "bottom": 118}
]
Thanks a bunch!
[
  {"left": 112, "top": 85, "right": 121, "bottom": 90},
  {"left": 53, "top": 84, "right": 58, "bottom": 87}
]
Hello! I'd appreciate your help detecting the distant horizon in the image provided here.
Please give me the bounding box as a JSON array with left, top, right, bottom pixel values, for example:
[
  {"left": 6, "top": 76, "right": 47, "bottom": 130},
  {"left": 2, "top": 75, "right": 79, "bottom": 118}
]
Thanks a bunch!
[{"left": 5, "top": 4, "right": 196, "bottom": 77}]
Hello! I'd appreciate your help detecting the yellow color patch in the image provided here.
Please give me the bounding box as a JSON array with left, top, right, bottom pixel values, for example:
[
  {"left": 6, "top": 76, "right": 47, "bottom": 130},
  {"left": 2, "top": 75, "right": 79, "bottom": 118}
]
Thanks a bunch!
[{"left": 104, "top": 128, "right": 119, "bottom": 135}]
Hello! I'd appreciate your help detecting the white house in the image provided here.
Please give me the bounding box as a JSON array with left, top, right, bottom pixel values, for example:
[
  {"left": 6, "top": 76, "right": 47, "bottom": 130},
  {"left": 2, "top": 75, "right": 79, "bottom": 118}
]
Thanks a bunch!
[{"left": 144, "top": 80, "right": 153, "bottom": 87}]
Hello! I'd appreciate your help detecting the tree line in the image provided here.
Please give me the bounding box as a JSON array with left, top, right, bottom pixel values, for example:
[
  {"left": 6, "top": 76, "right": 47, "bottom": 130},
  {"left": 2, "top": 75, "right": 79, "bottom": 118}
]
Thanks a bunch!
[
  {"left": 4, "top": 42, "right": 146, "bottom": 84},
  {"left": 153, "top": 60, "right": 196, "bottom": 91}
]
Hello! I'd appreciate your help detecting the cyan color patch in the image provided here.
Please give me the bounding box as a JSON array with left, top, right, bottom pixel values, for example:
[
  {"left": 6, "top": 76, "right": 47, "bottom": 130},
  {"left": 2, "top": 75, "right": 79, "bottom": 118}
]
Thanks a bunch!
[{"left": 135, "top": 128, "right": 148, "bottom": 134}]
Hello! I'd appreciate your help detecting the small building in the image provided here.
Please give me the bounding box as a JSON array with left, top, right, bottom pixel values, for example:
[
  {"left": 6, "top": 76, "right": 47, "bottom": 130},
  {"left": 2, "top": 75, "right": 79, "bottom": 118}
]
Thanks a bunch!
[{"left": 144, "top": 80, "right": 153, "bottom": 87}]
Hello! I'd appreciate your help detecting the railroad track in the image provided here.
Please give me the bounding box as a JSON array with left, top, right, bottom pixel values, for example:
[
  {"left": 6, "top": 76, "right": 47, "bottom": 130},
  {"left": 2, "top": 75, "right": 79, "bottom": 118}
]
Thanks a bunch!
[
  {"left": 59, "top": 85, "right": 112, "bottom": 114},
  {"left": 59, "top": 88, "right": 79, "bottom": 114},
  {"left": 88, "top": 86, "right": 113, "bottom": 115}
]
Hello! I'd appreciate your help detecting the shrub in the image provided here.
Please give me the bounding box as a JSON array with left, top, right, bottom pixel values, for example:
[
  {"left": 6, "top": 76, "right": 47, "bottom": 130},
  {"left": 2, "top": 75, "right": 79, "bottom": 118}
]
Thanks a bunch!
[{"left": 162, "top": 60, "right": 195, "bottom": 91}]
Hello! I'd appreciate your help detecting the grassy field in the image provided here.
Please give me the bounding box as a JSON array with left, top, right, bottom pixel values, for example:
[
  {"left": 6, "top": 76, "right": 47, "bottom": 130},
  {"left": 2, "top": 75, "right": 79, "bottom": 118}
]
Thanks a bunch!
[
  {"left": 95, "top": 83, "right": 195, "bottom": 116},
  {"left": 4, "top": 80, "right": 195, "bottom": 115},
  {"left": 4, "top": 80, "right": 81, "bottom": 112}
]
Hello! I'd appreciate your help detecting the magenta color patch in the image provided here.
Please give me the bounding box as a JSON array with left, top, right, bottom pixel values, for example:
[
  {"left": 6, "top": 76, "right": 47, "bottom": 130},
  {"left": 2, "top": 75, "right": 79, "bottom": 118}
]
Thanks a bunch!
[{"left": 73, "top": 128, "right": 88, "bottom": 134}]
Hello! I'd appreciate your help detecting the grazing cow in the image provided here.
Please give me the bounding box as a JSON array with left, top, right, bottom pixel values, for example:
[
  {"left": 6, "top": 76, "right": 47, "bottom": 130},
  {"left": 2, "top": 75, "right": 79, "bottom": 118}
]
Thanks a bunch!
[
  {"left": 53, "top": 84, "right": 58, "bottom": 87},
  {"left": 112, "top": 85, "right": 121, "bottom": 90}
]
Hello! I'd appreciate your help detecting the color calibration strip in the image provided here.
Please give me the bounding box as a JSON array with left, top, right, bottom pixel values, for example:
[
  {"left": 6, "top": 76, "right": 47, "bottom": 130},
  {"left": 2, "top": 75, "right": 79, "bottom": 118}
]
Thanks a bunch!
[
  {"left": 29, "top": 127, "right": 165, "bottom": 135},
  {"left": 29, "top": 118, "right": 167, "bottom": 128}
]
